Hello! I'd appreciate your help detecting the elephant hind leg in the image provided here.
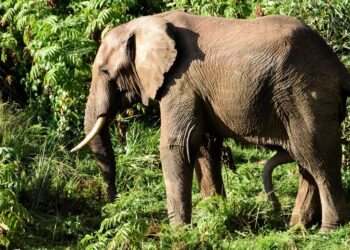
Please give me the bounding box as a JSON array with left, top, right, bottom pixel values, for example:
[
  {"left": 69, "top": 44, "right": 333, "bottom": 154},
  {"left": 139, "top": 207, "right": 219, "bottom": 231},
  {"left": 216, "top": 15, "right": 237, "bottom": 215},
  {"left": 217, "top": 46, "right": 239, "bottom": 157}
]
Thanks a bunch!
[
  {"left": 269, "top": 148, "right": 323, "bottom": 227},
  {"left": 194, "top": 135, "right": 225, "bottom": 198},
  {"left": 263, "top": 150, "right": 293, "bottom": 212},
  {"left": 287, "top": 120, "right": 349, "bottom": 230},
  {"left": 290, "top": 166, "right": 321, "bottom": 227}
]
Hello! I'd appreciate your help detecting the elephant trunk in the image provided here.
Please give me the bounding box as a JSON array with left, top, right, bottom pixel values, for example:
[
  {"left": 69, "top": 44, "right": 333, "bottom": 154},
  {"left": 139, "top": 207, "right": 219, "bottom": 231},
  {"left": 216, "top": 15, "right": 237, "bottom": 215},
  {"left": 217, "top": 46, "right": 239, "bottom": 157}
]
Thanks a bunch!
[{"left": 82, "top": 95, "right": 118, "bottom": 201}]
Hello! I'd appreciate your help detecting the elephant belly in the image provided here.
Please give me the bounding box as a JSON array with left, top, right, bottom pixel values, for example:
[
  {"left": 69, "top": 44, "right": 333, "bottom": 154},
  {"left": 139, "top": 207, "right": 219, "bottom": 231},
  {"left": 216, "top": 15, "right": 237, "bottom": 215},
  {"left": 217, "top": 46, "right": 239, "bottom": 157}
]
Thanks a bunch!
[{"left": 204, "top": 90, "right": 288, "bottom": 147}]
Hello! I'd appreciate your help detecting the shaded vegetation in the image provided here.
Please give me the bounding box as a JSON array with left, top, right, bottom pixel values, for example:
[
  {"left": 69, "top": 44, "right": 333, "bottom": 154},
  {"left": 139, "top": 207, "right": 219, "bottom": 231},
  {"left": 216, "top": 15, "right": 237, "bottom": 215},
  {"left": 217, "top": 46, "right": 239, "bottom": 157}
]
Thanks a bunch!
[{"left": 0, "top": 0, "right": 350, "bottom": 249}]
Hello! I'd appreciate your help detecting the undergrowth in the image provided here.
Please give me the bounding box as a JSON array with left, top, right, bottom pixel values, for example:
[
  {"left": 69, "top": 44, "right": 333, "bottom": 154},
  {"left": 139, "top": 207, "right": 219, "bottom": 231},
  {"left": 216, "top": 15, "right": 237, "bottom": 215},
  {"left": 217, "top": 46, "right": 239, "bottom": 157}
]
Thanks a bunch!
[
  {"left": 0, "top": 103, "right": 104, "bottom": 248},
  {"left": 1, "top": 103, "right": 350, "bottom": 249}
]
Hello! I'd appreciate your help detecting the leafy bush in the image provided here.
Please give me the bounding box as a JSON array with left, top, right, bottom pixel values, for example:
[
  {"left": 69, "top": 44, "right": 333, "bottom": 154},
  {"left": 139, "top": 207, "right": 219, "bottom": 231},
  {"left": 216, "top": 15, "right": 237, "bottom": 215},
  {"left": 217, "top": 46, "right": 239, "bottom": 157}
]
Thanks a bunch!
[
  {"left": 0, "top": 0, "right": 143, "bottom": 137},
  {"left": 165, "top": 0, "right": 256, "bottom": 18}
]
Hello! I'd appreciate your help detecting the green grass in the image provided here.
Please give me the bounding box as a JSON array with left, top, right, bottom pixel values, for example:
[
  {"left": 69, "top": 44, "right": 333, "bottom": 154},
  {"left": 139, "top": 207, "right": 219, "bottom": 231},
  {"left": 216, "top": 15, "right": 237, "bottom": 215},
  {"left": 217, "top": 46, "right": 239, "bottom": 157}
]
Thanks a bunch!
[
  {"left": 0, "top": 103, "right": 105, "bottom": 248},
  {"left": 1, "top": 103, "right": 350, "bottom": 249}
]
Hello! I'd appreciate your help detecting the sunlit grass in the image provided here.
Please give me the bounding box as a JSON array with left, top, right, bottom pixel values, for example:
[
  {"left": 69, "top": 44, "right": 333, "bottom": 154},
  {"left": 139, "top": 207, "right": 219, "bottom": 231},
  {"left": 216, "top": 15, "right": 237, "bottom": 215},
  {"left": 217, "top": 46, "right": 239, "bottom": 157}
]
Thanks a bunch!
[{"left": 1, "top": 103, "right": 350, "bottom": 249}]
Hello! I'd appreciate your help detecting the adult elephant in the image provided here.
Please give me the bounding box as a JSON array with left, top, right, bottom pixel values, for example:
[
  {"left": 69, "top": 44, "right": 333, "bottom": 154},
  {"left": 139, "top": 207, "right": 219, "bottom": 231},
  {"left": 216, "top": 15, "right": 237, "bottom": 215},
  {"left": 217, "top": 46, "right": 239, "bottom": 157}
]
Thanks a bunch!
[{"left": 72, "top": 10, "right": 350, "bottom": 231}]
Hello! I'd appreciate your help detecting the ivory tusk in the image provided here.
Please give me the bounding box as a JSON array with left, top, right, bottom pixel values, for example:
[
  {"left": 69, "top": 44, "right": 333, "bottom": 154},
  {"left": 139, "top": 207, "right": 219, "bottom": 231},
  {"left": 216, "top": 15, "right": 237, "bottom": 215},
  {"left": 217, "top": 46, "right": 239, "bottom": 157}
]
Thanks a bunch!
[{"left": 71, "top": 116, "right": 107, "bottom": 152}]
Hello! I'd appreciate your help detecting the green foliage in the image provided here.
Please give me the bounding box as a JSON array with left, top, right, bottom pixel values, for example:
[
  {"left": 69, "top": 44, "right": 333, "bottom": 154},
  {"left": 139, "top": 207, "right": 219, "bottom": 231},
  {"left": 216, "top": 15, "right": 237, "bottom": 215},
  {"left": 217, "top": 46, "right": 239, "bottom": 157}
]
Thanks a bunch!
[
  {"left": 0, "top": 0, "right": 138, "bottom": 136},
  {"left": 79, "top": 136, "right": 350, "bottom": 249},
  {"left": 1, "top": 0, "right": 350, "bottom": 248},
  {"left": 1, "top": 102, "right": 350, "bottom": 248},
  {"left": 165, "top": 0, "right": 257, "bottom": 18},
  {"left": 0, "top": 103, "right": 107, "bottom": 248}
]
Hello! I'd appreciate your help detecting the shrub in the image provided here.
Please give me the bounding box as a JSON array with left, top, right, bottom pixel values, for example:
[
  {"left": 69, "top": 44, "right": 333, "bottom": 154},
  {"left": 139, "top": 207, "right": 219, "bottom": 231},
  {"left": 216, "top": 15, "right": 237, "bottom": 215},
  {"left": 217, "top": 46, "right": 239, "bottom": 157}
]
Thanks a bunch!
[{"left": 0, "top": 0, "right": 145, "bottom": 138}]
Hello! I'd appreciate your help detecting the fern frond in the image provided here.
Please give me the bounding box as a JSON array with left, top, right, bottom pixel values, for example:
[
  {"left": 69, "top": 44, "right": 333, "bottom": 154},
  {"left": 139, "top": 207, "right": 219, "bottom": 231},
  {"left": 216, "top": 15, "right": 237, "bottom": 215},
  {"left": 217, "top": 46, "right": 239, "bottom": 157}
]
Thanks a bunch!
[
  {"left": 42, "top": 15, "right": 60, "bottom": 34},
  {"left": 35, "top": 45, "right": 61, "bottom": 60},
  {"left": 99, "top": 212, "right": 124, "bottom": 232},
  {"left": 16, "top": 15, "right": 29, "bottom": 30},
  {"left": 89, "top": 0, "right": 109, "bottom": 9},
  {"left": 98, "top": 8, "right": 114, "bottom": 23},
  {"left": 45, "top": 67, "right": 59, "bottom": 85},
  {"left": 85, "top": 19, "right": 98, "bottom": 36},
  {"left": 0, "top": 32, "right": 17, "bottom": 49},
  {"left": 30, "top": 63, "right": 42, "bottom": 80},
  {"left": 110, "top": 225, "right": 133, "bottom": 247},
  {"left": 44, "top": 15, "right": 59, "bottom": 26},
  {"left": 65, "top": 53, "right": 82, "bottom": 66},
  {"left": 2, "top": 8, "right": 16, "bottom": 22},
  {"left": 15, "top": 8, "right": 30, "bottom": 22},
  {"left": 45, "top": 63, "right": 67, "bottom": 86},
  {"left": 62, "top": 29, "right": 81, "bottom": 40}
]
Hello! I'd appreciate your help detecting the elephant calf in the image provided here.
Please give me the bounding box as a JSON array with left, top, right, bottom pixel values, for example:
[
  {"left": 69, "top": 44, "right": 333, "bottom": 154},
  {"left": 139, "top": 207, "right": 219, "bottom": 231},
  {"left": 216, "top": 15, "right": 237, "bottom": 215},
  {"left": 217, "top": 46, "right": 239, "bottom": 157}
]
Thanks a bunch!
[{"left": 72, "top": 10, "right": 350, "bottom": 231}]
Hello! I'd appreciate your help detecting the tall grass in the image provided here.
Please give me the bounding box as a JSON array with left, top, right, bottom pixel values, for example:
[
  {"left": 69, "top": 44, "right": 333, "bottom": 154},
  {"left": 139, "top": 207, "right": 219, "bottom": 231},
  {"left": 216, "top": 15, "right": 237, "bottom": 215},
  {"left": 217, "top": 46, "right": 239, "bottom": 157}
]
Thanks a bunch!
[
  {"left": 0, "top": 103, "right": 105, "bottom": 248},
  {"left": 1, "top": 103, "right": 350, "bottom": 249}
]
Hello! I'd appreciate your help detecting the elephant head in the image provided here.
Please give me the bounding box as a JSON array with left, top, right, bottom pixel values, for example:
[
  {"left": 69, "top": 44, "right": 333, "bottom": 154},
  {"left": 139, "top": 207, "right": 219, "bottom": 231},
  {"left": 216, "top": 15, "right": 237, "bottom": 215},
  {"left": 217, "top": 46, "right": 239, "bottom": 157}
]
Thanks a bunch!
[{"left": 71, "top": 16, "right": 177, "bottom": 201}]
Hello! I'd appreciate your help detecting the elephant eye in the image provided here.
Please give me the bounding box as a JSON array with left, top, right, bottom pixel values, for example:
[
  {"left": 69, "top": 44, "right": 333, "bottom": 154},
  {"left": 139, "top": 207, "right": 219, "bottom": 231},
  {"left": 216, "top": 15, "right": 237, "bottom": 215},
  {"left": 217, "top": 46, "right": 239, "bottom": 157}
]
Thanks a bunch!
[{"left": 101, "top": 68, "right": 110, "bottom": 77}]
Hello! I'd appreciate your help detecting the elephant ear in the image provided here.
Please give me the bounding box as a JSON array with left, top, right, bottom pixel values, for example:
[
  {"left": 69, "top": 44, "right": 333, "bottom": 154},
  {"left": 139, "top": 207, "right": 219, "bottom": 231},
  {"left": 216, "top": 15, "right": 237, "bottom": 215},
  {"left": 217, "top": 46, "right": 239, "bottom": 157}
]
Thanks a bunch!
[{"left": 129, "top": 16, "right": 177, "bottom": 106}]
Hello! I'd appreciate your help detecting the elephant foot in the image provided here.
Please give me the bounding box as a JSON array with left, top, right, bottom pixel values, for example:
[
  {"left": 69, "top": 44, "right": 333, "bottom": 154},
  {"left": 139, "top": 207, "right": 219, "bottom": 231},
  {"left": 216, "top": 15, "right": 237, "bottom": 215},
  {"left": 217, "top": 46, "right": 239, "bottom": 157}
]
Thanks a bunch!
[
  {"left": 169, "top": 217, "right": 190, "bottom": 227},
  {"left": 290, "top": 211, "right": 320, "bottom": 227},
  {"left": 319, "top": 217, "right": 350, "bottom": 232},
  {"left": 320, "top": 223, "right": 339, "bottom": 232},
  {"left": 290, "top": 167, "right": 321, "bottom": 227},
  {"left": 195, "top": 165, "right": 225, "bottom": 198},
  {"left": 319, "top": 195, "right": 350, "bottom": 232},
  {"left": 320, "top": 216, "right": 349, "bottom": 232}
]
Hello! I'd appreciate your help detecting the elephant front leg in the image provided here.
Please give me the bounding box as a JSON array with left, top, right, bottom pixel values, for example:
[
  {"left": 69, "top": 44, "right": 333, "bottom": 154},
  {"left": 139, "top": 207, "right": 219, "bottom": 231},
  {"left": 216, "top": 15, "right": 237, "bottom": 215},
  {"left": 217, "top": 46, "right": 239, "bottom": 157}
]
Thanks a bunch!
[
  {"left": 159, "top": 90, "right": 205, "bottom": 225},
  {"left": 160, "top": 126, "right": 203, "bottom": 225},
  {"left": 194, "top": 135, "right": 225, "bottom": 198},
  {"left": 161, "top": 147, "right": 195, "bottom": 225}
]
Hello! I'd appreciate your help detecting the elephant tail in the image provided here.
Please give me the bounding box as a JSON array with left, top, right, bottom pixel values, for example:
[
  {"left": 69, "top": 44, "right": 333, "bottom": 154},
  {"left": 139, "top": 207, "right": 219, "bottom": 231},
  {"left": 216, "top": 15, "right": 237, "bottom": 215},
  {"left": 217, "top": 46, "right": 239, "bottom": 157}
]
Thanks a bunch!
[{"left": 341, "top": 71, "right": 350, "bottom": 97}]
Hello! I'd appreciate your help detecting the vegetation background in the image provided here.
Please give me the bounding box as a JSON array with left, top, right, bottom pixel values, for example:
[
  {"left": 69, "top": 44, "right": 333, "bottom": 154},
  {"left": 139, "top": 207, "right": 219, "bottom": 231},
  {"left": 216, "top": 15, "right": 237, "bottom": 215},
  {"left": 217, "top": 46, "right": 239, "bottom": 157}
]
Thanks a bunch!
[{"left": 0, "top": 0, "right": 350, "bottom": 248}]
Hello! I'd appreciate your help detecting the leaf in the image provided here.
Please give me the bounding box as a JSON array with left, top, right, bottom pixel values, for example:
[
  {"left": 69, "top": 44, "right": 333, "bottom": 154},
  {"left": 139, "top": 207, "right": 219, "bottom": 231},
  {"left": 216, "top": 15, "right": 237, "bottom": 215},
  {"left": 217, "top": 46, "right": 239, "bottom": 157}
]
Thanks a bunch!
[
  {"left": 30, "top": 63, "right": 41, "bottom": 80},
  {"left": 45, "top": 67, "right": 58, "bottom": 85},
  {"left": 35, "top": 45, "right": 61, "bottom": 60},
  {"left": 98, "top": 8, "right": 113, "bottom": 23},
  {"left": 44, "top": 15, "right": 59, "bottom": 25},
  {"left": 16, "top": 15, "right": 29, "bottom": 30},
  {"left": 1, "top": 52, "right": 7, "bottom": 63},
  {"left": 3, "top": 8, "right": 16, "bottom": 22}
]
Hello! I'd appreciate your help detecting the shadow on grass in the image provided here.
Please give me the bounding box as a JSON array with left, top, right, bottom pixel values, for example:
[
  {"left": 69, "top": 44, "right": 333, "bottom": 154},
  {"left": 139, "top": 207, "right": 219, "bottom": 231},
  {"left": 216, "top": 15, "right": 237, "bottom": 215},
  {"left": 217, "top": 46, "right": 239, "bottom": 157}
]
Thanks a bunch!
[{"left": 11, "top": 175, "right": 107, "bottom": 249}]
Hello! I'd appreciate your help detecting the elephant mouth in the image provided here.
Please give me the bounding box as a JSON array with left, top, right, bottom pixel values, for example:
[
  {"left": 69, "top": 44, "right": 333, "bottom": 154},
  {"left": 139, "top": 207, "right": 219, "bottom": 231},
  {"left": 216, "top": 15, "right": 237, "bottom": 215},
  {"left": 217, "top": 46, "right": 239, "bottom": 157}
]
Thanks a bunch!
[{"left": 71, "top": 116, "right": 107, "bottom": 152}]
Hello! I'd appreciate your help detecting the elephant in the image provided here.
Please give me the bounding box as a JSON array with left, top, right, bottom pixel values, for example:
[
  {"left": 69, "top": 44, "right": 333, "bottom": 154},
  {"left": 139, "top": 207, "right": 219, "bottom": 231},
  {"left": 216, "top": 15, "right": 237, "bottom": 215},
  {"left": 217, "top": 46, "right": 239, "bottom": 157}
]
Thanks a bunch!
[{"left": 72, "top": 10, "right": 350, "bottom": 231}]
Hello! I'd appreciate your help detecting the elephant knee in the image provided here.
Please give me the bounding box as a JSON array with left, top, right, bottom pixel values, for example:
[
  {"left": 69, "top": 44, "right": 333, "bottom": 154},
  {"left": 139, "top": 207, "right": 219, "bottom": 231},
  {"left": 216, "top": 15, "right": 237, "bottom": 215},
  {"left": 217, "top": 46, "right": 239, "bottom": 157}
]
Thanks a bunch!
[{"left": 160, "top": 136, "right": 198, "bottom": 166}]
